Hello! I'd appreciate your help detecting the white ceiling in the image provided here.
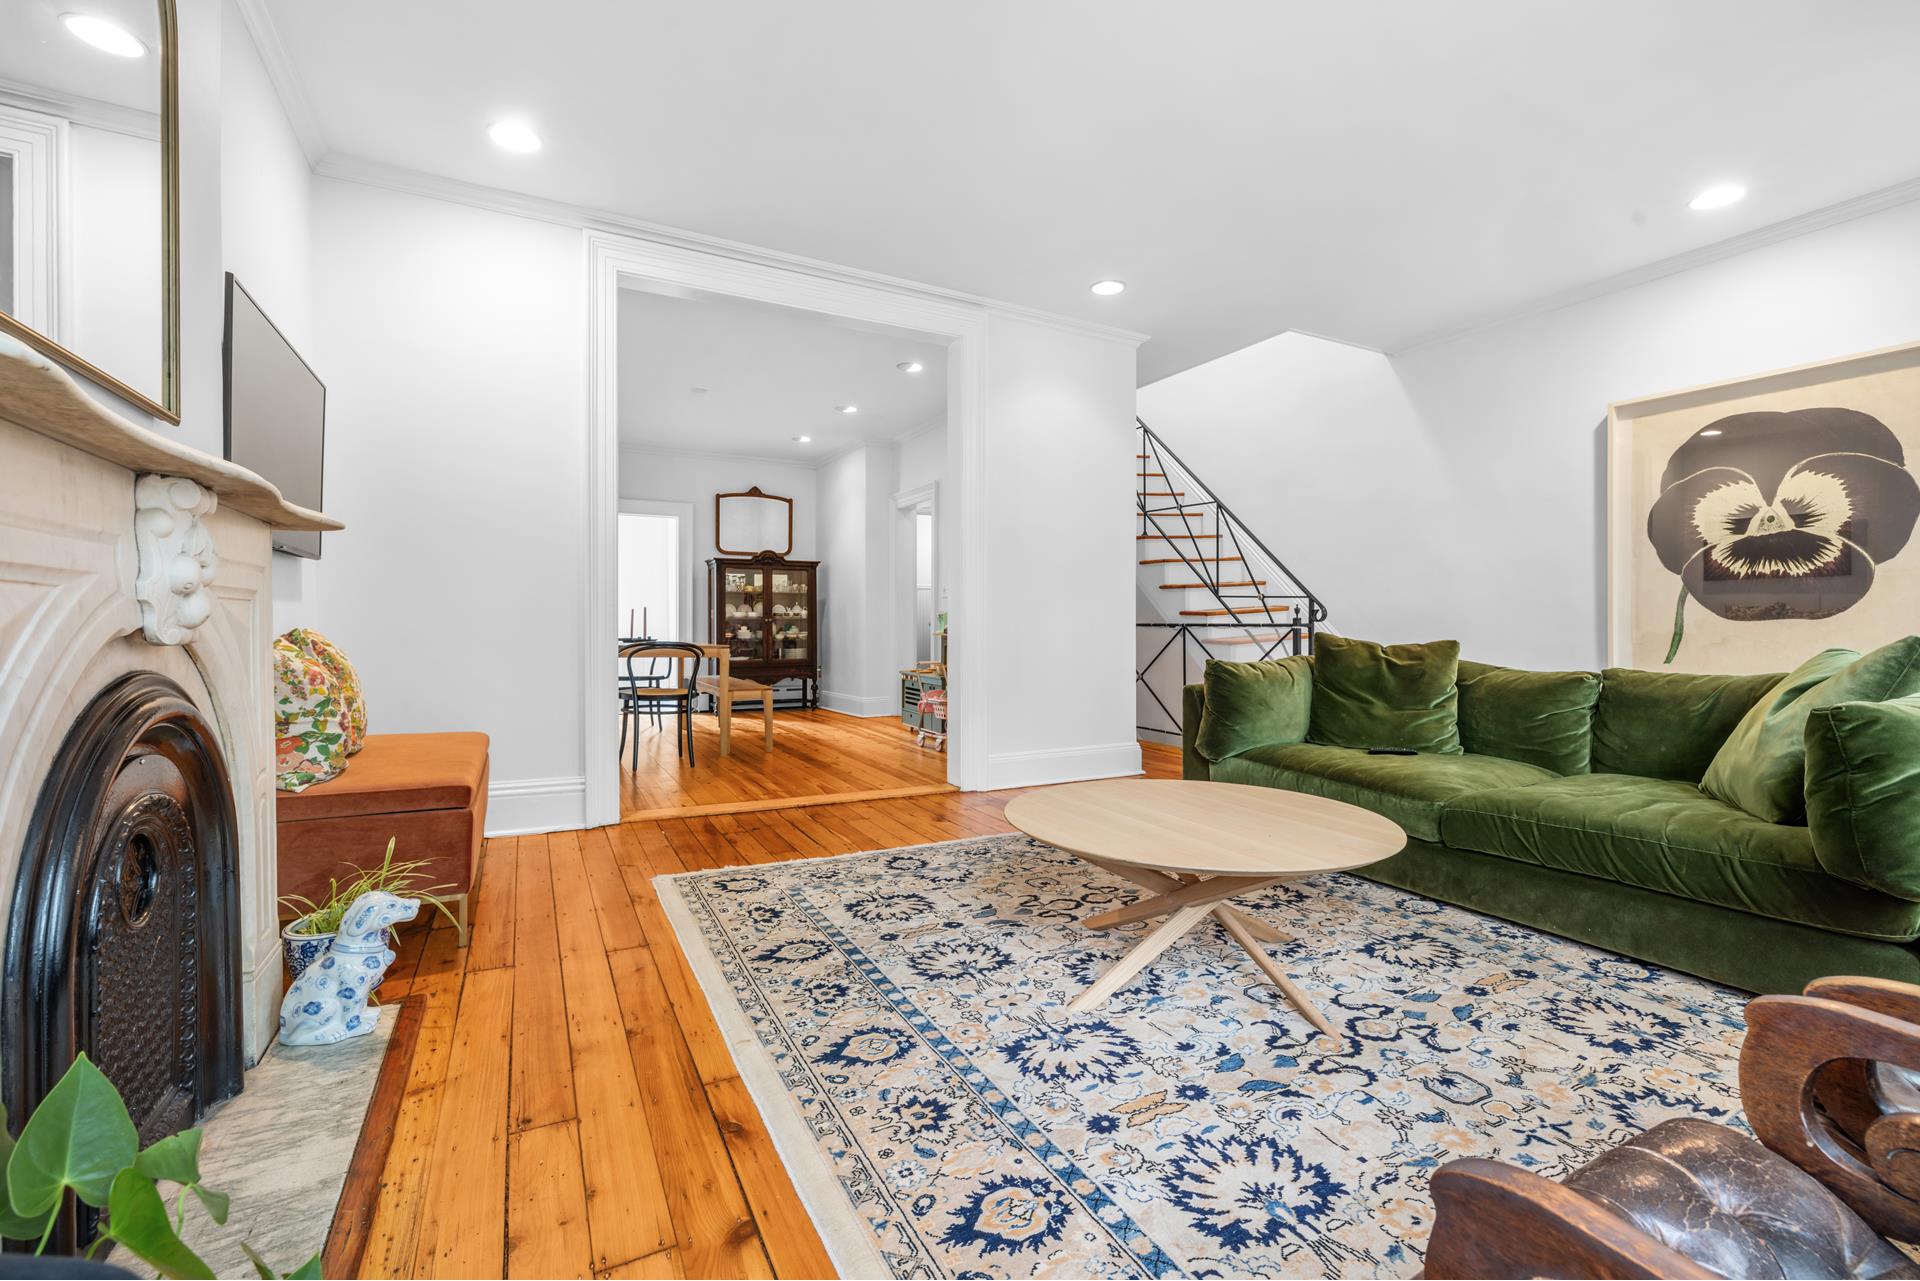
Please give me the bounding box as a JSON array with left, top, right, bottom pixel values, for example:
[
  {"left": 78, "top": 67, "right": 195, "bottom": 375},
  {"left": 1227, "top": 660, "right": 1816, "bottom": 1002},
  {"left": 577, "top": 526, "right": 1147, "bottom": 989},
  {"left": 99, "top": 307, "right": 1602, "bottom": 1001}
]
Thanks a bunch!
[
  {"left": 265, "top": 0, "right": 1920, "bottom": 381},
  {"left": 618, "top": 289, "right": 946, "bottom": 461}
]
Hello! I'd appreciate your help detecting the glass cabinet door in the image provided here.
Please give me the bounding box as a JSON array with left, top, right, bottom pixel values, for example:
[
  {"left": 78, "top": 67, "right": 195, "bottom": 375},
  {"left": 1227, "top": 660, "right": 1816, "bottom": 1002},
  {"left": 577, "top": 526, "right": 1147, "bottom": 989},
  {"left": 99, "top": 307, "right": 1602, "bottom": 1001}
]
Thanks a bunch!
[
  {"left": 770, "top": 568, "right": 812, "bottom": 663},
  {"left": 720, "top": 567, "right": 768, "bottom": 660}
]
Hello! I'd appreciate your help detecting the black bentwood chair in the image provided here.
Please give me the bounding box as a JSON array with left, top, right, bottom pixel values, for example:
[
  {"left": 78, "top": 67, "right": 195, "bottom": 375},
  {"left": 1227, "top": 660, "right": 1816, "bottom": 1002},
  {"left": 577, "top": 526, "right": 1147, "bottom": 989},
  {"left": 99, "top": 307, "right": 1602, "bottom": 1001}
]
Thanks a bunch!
[{"left": 618, "top": 641, "right": 701, "bottom": 769}]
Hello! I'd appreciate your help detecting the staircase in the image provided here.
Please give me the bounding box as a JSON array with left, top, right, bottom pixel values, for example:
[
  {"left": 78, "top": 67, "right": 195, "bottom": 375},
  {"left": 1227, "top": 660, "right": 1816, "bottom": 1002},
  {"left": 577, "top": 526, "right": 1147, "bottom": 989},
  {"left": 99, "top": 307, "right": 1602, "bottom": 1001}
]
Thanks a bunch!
[{"left": 1135, "top": 417, "right": 1324, "bottom": 740}]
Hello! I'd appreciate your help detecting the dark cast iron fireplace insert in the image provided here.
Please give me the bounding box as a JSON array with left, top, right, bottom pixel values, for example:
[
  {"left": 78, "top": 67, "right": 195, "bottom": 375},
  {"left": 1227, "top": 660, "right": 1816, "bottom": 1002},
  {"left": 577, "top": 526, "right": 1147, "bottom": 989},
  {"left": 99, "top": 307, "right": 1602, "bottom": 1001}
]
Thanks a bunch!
[{"left": 3, "top": 671, "right": 245, "bottom": 1250}]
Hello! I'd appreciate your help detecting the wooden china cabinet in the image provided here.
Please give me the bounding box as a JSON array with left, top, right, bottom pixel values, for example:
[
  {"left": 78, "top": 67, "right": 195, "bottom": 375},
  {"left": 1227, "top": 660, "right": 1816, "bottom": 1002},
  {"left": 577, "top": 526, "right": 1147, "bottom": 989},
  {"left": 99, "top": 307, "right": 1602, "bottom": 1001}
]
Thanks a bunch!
[{"left": 707, "top": 553, "right": 820, "bottom": 706}]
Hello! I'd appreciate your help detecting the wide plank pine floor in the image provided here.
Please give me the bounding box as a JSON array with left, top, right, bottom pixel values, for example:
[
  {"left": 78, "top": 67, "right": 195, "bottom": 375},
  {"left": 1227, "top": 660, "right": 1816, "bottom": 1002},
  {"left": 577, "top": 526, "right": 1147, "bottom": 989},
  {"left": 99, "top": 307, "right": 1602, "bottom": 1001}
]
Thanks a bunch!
[
  {"left": 362, "top": 740, "right": 1184, "bottom": 1279},
  {"left": 619, "top": 707, "right": 954, "bottom": 822}
]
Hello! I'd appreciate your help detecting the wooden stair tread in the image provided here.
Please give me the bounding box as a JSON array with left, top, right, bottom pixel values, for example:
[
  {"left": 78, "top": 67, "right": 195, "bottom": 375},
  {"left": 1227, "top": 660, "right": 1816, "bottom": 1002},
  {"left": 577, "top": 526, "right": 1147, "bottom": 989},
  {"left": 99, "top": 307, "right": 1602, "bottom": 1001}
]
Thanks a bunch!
[
  {"left": 1180, "top": 606, "right": 1296, "bottom": 617},
  {"left": 1159, "top": 580, "right": 1266, "bottom": 590},
  {"left": 1138, "top": 491, "right": 1187, "bottom": 497},
  {"left": 1138, "top": 555, "right": 1244, "bottom": 564},
  {"left": 1136, "top": 533, "right": 1220, "bottom": 540}
]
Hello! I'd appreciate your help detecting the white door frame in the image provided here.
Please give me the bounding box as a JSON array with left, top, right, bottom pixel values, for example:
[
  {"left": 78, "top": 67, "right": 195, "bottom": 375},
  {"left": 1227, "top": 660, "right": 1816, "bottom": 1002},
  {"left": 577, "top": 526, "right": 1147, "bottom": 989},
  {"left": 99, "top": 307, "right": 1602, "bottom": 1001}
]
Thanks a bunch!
[
  {"left": 893, "top": 481, "right": 938, "bottom": 674},
  {"left": 616, "top": 497, "right": 694, "bottom": 641},
  {"left": 584, "top": 230, "right": 987, "bottom": 826}
]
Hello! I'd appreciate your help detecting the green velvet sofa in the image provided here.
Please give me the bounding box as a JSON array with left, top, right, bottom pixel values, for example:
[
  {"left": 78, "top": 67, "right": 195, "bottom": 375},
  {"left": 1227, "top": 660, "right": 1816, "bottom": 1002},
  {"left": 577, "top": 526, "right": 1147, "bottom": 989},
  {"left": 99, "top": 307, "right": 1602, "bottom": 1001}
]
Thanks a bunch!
[{"left": 1182, "top": 658, "right": 1920, "bottom": 995}]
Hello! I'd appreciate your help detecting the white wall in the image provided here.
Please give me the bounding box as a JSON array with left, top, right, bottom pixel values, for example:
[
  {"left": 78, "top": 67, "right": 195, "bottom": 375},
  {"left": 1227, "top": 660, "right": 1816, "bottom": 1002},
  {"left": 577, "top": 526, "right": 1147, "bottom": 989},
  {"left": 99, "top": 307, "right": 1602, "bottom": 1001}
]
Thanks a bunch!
[
  {"left": 895, "top": 422, "right": 946, "bottom": 493},
  {"left": 219, "top": 0, "right": 323, "bottom": 631},
  {"left": 1140, "top": 196, "right": 1920, "bottom": 671},
  {"left": 814, "top": 443, "right": 898, "bottom": 715},
  {"left": 618, "top": 447, "right": 820, "bottom": 638},
  {"left": 309, "top": 177, "right": 588, "bottom": 832},
  {"left": 979, "top": 314, "right": 1141, "bottom": 787}
]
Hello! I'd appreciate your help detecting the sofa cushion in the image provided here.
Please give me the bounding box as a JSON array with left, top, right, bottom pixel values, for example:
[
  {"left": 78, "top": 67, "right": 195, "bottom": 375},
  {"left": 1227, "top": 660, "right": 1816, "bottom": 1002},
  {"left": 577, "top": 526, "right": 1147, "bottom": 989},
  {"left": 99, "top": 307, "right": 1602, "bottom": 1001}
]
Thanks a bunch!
[
  {"left": 1439, "top": 773, "right": 1920, "bottom": 941},
  {"left": 1307, "top": 635, "right": 1463, "bottom": 755},
  {"left": 1457, "top": 660, "right": 1601, "bottom": 775},
  {"left": 1703, "top": 637, "right": 1920, "bottom": 823},
  {"left": 277, "top": 732, "right": 491, "bottom": 822},
  {"left": 1591, "top": 668, "right": 1781, "bottom": 782},
  {"left": 1208, "top": 743, "right": 1553, "bottom": 842},
  {"left": 1806, "top": 694, "right": 1920, "bottom": 902},
  {"left": 1195, "top": 656, "right": 1312, "bottom": 762}
]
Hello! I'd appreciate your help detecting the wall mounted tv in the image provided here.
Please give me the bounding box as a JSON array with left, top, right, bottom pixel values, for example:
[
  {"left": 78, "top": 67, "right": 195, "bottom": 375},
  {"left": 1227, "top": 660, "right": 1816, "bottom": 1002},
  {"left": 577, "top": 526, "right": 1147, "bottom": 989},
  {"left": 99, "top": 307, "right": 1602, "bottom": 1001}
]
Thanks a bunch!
[{"left": 223, "top": 273, "right": 326, "bottom": 558}]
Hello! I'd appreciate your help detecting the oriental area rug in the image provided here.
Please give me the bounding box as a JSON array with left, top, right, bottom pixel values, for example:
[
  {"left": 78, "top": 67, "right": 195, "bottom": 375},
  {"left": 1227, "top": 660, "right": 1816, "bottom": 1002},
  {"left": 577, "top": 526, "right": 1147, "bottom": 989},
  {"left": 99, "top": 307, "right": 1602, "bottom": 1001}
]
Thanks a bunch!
[{"left": 656, "top": 833, "right": 1749, "bottom": 1279}]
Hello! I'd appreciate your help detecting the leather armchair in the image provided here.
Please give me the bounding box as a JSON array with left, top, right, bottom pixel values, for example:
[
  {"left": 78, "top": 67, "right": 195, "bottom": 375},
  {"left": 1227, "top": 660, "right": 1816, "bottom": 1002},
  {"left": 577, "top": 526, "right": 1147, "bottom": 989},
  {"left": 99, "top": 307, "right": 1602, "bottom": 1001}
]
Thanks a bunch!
[{"left": 1424, "top": 976, "right": 1920, "bottom": 1279}]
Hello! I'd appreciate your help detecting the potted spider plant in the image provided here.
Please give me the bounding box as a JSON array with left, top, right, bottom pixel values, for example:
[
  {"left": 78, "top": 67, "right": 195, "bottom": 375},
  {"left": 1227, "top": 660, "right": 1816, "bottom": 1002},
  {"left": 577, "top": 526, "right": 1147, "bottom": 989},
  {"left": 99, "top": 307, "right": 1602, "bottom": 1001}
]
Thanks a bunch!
[{"left": 279, "top": 837, "right": 459, "bottom": 979}]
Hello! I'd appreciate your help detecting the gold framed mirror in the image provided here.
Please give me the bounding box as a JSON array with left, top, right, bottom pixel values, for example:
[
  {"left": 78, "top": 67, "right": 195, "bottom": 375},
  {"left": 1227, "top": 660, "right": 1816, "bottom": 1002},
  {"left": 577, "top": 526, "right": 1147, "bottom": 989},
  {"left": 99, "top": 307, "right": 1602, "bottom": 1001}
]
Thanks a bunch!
[
  {"left": 0, "top": 0, "right": 179, "bottom": 423},
  {"left": 715, "top": 487, "right": 794, "bottom": 556}
]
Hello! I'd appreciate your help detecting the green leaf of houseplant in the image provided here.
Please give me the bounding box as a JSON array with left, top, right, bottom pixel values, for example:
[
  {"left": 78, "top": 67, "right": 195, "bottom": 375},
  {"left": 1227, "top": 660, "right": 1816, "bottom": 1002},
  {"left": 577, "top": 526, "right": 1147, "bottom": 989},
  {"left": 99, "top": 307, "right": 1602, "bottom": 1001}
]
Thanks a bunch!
[
  {"left": 7, "top": 1054, "right": 138, "bottom": 1214},
  {"left": 103, "top": 1168, "right": 214, "bottom": 1280},
  {"left": 133, "top": 1129, "right": 202, "bottom": 1187},
  {"left": 0, "top": 1109, "right": 55, "bottom": 1241},
  {"left": 241, "top": 1242, "right": 321, "bottom": 1279},
  {"left": 189, "top": 1182, "right": 230, "bottom": 1226}
]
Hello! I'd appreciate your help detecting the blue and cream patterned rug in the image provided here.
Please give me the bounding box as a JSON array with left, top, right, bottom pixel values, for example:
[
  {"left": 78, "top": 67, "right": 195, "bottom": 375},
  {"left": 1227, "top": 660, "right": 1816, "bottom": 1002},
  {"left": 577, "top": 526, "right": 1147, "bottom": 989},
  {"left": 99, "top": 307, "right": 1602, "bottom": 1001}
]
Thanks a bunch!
[{"left": 657, "top": 833, "right": 1750, "bottom": 1279}]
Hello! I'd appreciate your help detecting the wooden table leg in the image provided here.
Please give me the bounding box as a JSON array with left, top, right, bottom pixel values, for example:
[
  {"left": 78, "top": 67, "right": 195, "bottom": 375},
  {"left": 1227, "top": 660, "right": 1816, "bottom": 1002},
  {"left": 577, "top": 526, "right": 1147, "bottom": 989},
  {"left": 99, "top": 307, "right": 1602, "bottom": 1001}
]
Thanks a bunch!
[
  {"left": 1078, "top": 856, "right": 1288, "bottom": 944},
  {"left": 1214, "top": 908, "right": 1338, "bottom": 1038},
  {"left": 760, "top": 689, "right": 774, "bottom": 750},
  {"left": 715, "top": 651, "right": 732, "bottom": 756},
  {"left": 1067, "top": 901, "right": 1217, "bottom": 1012}
]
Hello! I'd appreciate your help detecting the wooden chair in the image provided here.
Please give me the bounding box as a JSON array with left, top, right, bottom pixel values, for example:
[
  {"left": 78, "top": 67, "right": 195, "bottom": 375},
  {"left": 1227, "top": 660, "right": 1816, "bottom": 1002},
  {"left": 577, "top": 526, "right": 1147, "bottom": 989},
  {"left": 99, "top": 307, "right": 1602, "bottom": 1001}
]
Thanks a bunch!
[
  {"left": 1425, "top": 976, "right": 1920, "bottom": 1279},
  {"left": 617, "top": 642, "right": 701, "bottom": 769}
]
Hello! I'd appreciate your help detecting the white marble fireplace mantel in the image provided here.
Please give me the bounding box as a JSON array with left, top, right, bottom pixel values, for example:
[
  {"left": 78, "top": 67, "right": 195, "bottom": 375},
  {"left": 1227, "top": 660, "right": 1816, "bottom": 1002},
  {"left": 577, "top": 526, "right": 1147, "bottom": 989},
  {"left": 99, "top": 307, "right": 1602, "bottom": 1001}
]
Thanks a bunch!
[{"left": 0, "top": 336, "right": 341, "bottom": 1060}]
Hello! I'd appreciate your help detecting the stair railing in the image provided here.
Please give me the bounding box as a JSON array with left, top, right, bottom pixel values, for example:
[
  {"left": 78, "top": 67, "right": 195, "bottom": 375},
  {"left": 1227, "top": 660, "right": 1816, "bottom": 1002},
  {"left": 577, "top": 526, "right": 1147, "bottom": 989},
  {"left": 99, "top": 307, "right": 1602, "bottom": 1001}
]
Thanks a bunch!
[{"left": 1136, "top": 417, "right": 1326, "bottom": 736}]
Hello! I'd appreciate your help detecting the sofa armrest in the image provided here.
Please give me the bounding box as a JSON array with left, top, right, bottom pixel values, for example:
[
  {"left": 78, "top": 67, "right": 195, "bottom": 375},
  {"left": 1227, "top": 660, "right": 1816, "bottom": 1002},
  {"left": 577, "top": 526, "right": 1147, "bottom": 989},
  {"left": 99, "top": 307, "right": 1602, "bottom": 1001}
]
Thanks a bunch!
[{"left": 1182, "top": 684, "right": 1208, "bottom": 780}]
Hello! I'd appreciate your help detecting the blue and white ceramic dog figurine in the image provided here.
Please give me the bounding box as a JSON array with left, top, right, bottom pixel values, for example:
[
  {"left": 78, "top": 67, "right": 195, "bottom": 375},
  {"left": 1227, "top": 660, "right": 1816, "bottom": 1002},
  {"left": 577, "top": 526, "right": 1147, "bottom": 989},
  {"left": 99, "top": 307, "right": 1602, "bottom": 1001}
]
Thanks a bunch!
[{"left": 277, "top": 890, "right": 419, "bottom": 1046}]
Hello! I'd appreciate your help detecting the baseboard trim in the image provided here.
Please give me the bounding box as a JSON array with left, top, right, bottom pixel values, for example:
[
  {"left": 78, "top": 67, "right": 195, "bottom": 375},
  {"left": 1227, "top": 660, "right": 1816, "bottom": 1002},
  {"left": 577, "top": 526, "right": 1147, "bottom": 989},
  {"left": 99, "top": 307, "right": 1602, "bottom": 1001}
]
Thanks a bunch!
[
  {"left": 487, "top": 775, "right": 587, "bottom": 837},
  {"left": 984, "top": 741, "right": 1143, "bottom": 791},
  {"left": 818, "top": 691, "right": 897, "bottom": 718}
]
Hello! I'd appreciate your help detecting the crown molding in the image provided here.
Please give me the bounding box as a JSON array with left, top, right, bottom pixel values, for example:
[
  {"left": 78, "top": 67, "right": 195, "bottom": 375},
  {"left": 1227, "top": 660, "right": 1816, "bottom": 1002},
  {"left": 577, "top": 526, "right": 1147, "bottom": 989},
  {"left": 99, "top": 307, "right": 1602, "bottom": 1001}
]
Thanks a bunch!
[
  {"left": 231, "top": 0, "right": 327, "bottom": 165},
  {"left": 0, "top": 75, "right": 159, "bottom": 140},
  {"left": 314, "top": 151, "right": 1149, "bottom": 348},
  {"left": 1391, "top": 172, "right": 1920, "bottom": 355}
]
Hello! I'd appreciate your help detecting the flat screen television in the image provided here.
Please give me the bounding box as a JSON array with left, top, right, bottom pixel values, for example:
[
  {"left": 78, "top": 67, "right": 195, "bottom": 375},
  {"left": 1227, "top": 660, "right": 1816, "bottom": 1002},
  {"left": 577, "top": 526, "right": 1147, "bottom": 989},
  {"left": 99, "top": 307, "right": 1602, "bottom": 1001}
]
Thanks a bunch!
[{"left": 223, "top": 273, "right": 326, "bottom": 558}]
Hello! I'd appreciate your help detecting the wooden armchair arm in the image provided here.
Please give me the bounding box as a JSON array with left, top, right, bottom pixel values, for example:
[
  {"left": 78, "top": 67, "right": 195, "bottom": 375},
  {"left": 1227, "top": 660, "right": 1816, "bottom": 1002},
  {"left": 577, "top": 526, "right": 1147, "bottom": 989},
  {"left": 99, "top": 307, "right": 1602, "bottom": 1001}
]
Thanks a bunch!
[
  {"left": 1425, "top": 1159, "right": 1716, "bottom": 1280},
  {"left": 1804, "top": 976, "right": 1920, "bottom": 1024},
  {"left": 1742, "top": 993, "right": 1920, "bottom": 1241}
]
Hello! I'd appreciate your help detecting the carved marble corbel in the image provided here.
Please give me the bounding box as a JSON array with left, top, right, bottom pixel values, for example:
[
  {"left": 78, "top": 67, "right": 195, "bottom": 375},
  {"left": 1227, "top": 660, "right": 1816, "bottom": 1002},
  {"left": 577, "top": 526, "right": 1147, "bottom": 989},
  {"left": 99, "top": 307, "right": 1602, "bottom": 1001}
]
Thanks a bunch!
[{"left": 134, "top": 474, "right": 219, "bottom": 646}]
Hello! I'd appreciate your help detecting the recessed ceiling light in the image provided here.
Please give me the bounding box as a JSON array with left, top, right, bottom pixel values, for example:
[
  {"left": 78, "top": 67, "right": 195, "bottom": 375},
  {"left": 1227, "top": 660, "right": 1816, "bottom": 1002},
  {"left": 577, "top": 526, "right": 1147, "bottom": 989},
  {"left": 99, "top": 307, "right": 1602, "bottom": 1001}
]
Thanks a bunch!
[
  {"left": 836, "top": 404, "right": 858, "bottom": 414},
  {"left": 1089, "top": 279, "right": 1127, "bottom": 296},
  {"left": 1698, "top": 428, "right": 1724, "bottom": 437},
  {"left": 1688, "top": 183, "right": 1746, "bottom": 211},
  {"left": 62, "top": 13, "right": 146, "bottom": 57},
  {"left": 793, "top": 435, "right": 812, "bottom": 443},
  {"left": 897, "top": 361, "right": 924, "bottom": 374},
  {"left": 488, "top": 120, "right": 542, "bottom": 154}
]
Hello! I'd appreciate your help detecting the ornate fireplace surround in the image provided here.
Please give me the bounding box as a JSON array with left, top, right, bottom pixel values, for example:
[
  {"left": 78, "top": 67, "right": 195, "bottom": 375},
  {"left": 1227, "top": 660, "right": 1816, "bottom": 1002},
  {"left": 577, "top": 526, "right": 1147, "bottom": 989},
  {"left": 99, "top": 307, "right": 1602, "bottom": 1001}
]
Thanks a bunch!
[{"left": 0, "top": 337, "right": 339, "bottom": 1184}]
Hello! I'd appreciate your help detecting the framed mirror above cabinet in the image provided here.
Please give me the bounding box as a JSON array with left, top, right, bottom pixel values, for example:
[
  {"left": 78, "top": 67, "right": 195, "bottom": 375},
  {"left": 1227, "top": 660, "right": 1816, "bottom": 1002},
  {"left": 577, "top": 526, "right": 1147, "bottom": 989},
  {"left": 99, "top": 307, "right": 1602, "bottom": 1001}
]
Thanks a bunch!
[{"left": 0, "top": 0, "right": 179, "bottom": 422}]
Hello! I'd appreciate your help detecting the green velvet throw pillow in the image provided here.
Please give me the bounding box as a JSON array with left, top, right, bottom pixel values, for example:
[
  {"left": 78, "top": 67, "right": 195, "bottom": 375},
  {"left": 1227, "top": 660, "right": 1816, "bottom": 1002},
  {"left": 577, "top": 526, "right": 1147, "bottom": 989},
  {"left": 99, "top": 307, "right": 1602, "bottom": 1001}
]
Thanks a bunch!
[
  {"left": 1457, "top": 660, "right": 1602, "bottom": 774},
  {"left": 1701, "top": 636, "right": 1920, "bottom": 823},
  {"left": 1196, "top": 656, "right": 1312, "bottom": 762},
  {"left": 1805, "top": 694, "right": 1920, "bottom": 900},
  {"left": 1307, "top": 635, "right": 1462, "bottom": 754}
]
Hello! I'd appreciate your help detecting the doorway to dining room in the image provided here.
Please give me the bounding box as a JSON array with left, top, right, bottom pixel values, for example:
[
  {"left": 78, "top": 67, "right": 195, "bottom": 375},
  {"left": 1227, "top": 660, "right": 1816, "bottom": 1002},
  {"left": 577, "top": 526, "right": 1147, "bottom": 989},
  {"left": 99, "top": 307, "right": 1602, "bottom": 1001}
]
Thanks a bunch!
[{"left": 611, "top": 286, "right": 959, "bottom": 822}]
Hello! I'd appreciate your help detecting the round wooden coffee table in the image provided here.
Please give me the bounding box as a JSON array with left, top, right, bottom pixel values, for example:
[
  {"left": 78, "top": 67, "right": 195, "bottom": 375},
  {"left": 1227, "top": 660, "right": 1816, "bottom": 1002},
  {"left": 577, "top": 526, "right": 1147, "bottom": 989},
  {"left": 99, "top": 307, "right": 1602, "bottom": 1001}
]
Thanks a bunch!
[{"left": 1004, "top": 778, "right": 1407, "bottom": 1035}]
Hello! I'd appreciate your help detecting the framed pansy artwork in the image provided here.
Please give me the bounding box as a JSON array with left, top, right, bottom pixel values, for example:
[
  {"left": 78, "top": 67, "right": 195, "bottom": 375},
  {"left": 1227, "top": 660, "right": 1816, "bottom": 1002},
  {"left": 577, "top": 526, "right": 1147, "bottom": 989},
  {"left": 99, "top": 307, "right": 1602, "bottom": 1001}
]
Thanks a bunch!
[{"left": 1609, "top": 342, "right": 1920, "bottom": 673}]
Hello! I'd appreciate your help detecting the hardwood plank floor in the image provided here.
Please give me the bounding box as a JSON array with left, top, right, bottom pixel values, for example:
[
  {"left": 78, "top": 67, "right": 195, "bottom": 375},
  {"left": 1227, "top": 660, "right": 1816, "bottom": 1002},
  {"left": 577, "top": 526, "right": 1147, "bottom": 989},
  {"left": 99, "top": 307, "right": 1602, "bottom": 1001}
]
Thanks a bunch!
[
  {"left": 619, "top": 706, "right": 954, "bottom": 821},
  {"left": 357, "top": 739, "right": 1183, "bottom": 1278}
]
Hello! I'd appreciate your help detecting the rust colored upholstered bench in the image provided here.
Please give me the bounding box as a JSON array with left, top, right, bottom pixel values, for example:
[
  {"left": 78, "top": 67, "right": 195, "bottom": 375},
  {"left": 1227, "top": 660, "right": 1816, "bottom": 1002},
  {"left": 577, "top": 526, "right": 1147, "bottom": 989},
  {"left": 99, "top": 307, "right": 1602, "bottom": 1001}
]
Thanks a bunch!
[{"left": 276, "top": 732, "right": 490, "bottom": 945}]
